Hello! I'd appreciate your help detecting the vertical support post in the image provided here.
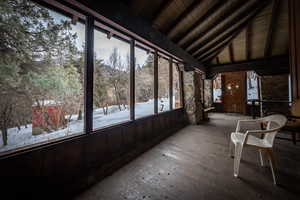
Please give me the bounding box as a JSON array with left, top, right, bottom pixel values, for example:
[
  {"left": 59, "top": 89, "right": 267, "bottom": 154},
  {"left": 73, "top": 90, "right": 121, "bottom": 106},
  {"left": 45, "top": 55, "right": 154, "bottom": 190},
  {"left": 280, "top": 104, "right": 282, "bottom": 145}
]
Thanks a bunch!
[
  {"left": 130, "top": 39, "right": 135, "bottom": 121},
  {"left": 210, "top": 79, "right": 213, "bottom": 107},
  {"left": 259, "top": 77, "right": 263, "bottom": 117},
  {"left": 154, "top": 50, "right": 158, "bottom": 114},
  {"left": 289, "top": 0, "right": 300, "bottom": 100},
  {"left": 169, "top": 58, "right": 173, "bottom": 110},
  {"left": 84, "top": 15, "right": 94, "bottom": 133},
  {"left": 251, "top": 100, "right": 255, "bottom": 119},
  {"left": 202, "top": 77, "right": 205, "bottom": 104}
]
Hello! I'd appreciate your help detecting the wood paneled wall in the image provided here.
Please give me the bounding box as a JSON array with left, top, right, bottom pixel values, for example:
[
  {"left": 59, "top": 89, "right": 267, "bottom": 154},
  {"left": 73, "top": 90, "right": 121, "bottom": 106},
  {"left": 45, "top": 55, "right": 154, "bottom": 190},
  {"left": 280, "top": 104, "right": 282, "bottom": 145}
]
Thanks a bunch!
[
  {"left": 0, "top": 109, "right": 186, "bottom": 199},
  {"left": 289, "top": 0, "right": 300, "bottom": 100}
]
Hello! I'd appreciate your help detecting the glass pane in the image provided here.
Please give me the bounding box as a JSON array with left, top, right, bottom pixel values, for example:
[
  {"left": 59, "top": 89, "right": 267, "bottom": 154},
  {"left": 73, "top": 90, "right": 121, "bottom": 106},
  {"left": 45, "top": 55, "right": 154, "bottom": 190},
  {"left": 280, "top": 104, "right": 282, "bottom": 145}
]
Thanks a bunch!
[
  {"left": 172, "top": 64, "right": 181, "bottom": 108},
  {"left": 0, "top": 1, "right": 85, "bottom": 153},
  {"left": 247, "top": 71, "right": 259, "bottom": 100},
  {"left": 93, "top": 29, "right": 130, "bottom": 129},
  {"left": 135, "top": 47, "right": 154, "bottom": 118},
  {"left": 213, "top": 74, "right": 222, "bottom": 103},
  {"left": 158, "top": 57, "right": 170, "bottom": 112}
]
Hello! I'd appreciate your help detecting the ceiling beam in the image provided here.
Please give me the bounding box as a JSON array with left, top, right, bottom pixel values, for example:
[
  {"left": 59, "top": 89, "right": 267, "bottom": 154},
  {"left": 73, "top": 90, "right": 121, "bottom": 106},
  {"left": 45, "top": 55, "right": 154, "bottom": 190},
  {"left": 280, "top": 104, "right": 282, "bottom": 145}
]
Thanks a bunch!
[
  {"left": 173, "top": 0, "right": 225, "bottom": 44},
  {"left": 152, "top": 0, "right": 174, "bottom": 25},
  {"left": 229, "top": 43, "right": 234, "bottom": 62},
  {"left": 185, "top": 0, "right": 258, "bottom": 52},
  {"left": 197, "top": 0, "right": 270, "bottom": 61},
  {"left": 63, "top": 0, "right": 204, "bottom": 71},
  {"left": 190, "top": 0, "right": 268, "bottom": 56},
  {"left": 165, "top": 0, "right": 203, "bottom": 35},
  {"left": 199, "top": 33, "right": 237, "bottom": 62},
  {"left": 206, "top": 55, "right": 289, "bottom": 78},
  {"left": 264, "top": 0, "right": 280, "bottom": 57},
  {"left": 245, "top": 24, "right": 252, "bottom": 60}
]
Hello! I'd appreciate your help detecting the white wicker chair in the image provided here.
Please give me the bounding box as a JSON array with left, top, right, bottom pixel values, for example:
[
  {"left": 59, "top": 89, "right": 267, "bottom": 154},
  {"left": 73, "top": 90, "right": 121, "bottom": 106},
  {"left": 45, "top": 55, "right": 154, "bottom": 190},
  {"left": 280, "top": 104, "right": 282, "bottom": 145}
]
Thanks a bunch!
[{"left": 229, "top": 114, "right": 287, "bottom": 185}]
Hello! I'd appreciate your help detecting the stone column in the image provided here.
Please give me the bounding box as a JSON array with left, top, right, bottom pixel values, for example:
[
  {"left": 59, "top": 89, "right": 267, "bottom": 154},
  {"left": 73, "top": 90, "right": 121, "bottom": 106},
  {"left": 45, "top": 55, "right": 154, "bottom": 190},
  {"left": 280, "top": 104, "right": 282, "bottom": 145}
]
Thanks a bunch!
[{"left": 183, "top": 71, "right": 204, "bottom": 124}]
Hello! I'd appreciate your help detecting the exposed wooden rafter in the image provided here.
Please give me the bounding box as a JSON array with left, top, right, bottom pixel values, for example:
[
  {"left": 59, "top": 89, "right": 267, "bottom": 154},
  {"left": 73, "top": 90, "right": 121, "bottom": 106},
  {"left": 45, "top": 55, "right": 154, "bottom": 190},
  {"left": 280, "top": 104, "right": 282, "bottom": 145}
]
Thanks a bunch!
[
  {"left": 190, "top": 0, "right": 267, "bottom": 56},
  {"left": 152, "top": 0, "right": 174, "bottom": 26},
  {"left": 199, "top": 33, "right": 237, "bottom": 62},
  {"left": 165, "top": 0, "right": 203, "bottom": 35},
  {"left": 173, "top": 0, "right": 225, "bottom": 44},
  {"left": 183, "top": 1, "right": 257, "bottom": 53},
  {"left": 197, "top": 0, "right": 271, "bottom": 62},
  {"left": 264, "top": 0, "right": 280, "bottom": 57},
  {"left": 206, "top": 56, "right": 289, "bottom": 78},
  {"left": 245, "top": 24, "right": 252, "bottom": 60}
]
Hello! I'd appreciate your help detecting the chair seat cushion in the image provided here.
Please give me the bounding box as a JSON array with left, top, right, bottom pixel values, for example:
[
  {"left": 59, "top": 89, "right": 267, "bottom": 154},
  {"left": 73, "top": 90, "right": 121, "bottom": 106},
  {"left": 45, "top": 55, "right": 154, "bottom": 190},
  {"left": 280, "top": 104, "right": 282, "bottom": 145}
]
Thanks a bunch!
[{"left": 231, "top": 132, "right": 272, "bottom": 148}]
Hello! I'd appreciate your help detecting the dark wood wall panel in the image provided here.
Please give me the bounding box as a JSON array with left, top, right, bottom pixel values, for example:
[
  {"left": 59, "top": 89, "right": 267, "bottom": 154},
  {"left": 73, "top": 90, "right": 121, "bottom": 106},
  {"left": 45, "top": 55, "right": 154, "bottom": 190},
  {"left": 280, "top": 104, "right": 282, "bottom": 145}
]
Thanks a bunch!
[
  {"left": 0, "top": 109, "right": 186, "bottom": 199},
  {"left": 84, "top": 133, "right": 108, "bottom": 169},
  {"left": 289, "top": 0, "right": 300, "bottom": 100}
]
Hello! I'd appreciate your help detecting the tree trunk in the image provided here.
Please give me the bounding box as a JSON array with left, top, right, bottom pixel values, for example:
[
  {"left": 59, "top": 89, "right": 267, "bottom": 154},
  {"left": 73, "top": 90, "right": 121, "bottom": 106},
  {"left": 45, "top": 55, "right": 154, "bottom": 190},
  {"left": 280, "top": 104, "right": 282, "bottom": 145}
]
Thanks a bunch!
[
  {"left": 102, "top": 104, "right": 108, "bottom": 115},
  {"left": 77, "top": 109, "right": 82, "bottom": 120},
  {"left": 105, "top": 104, "right": 108, "bottom": 115},
  {"left": 1, "top": 128, "right": 8, "bottom": 146}
]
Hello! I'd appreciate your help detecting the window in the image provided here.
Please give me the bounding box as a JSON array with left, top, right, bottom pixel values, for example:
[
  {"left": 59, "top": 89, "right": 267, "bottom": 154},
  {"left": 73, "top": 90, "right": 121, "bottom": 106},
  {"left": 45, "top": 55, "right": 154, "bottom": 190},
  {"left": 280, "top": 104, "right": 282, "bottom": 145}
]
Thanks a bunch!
[
  {"left": 204, "top": 79, "right": 213, "bottom": 108},
  {"left": 0, "top": 0, "right": 86, "bottom": 152},
  {"left": 213, "top": 74, "right": 222, "bottom": 103},
  {"left": 247, "top": 71, "right": 259, "bottom": 101},
  {"left": 135, "top": 47, "right": 154, "bottom": 118},
  {"left": 93, "top": 29, "right": 130, "bottom": 129},
  {"left": 0, "top": 0, "right": 184, "bottom": 155},
  {"left": 158, "top": 56, "right": 170, "bottom": 112},
  {"left": 172, "top": 63, "right": 181, "bottom": 109}
]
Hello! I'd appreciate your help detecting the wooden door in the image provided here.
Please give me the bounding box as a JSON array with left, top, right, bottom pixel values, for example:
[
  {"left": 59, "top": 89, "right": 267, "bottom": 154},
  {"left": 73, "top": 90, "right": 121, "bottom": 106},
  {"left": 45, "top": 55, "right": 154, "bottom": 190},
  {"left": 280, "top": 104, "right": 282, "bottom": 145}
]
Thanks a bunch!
[{"left": 223, "top": 72, "right": 246, "bottom": 113}]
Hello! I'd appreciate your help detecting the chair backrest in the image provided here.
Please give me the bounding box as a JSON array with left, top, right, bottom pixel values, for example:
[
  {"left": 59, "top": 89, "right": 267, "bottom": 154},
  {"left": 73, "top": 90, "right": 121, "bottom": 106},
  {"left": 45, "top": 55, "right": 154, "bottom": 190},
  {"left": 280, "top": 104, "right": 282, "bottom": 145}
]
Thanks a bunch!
[
  {"left": 291, "top": 99, "right": 300, "bottom": 117},
  {"left": 261, "top": 114, "right": 287, "bottom": 146}
]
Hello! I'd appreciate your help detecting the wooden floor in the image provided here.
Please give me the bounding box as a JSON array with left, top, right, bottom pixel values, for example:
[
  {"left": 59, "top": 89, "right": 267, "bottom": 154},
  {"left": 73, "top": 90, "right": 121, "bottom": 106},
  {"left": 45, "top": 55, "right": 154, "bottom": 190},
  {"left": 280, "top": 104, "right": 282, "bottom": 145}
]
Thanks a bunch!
[{"left": 75, "top": 114, "right": 300, "bottom": 200}]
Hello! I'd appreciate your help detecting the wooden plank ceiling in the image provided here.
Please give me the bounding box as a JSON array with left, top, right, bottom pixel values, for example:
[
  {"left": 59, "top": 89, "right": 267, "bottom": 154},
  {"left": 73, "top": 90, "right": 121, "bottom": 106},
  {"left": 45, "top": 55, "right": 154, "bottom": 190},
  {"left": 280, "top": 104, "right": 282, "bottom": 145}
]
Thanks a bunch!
[{"left": 121, "top": 0, "right": 288, "bottom": 68}]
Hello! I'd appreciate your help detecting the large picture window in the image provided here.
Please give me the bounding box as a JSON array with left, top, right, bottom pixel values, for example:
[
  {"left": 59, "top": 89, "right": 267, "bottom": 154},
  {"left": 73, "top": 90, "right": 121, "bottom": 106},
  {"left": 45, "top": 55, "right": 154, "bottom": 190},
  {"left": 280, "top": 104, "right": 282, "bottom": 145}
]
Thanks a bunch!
[
  {"left": 172, "top": 63, "right": 181, "bottom": 109},
  {"left": 158, "top": 56, "right": 170, "bottom": 112},
  {"left": 213, "top": 74, "right": 222, "bottom": 103},
  {"left": 0, "top": 0, "right": 86, "bottom": 152},
  {"left": 93, "top": 29, "right": 130, "bottom": 129},
  {"left": 247, "top": 71, "right": 259, "bottom": 100},
  {"left": 135, "top": 47, "right": 154, "bottom": 118}
]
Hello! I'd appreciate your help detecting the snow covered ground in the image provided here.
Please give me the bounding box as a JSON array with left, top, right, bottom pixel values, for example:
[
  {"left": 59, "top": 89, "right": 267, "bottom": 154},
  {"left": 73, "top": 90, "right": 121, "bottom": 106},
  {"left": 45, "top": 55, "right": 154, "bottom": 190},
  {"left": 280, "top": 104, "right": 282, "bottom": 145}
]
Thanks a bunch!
[
  {"left": 247, "top": 87, "right": 259, "bottom": 100},
  {"left": 0, "top": 98, "right": 170, "bottom": 153}
]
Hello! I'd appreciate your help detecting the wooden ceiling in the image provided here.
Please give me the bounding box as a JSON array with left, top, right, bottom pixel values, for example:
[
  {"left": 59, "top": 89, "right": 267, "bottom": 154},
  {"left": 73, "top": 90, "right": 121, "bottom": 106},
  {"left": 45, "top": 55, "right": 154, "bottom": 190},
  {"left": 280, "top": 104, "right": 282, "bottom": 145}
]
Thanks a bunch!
[{"left": 121, "top": 0, "right": 288, "bottom": 67}]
